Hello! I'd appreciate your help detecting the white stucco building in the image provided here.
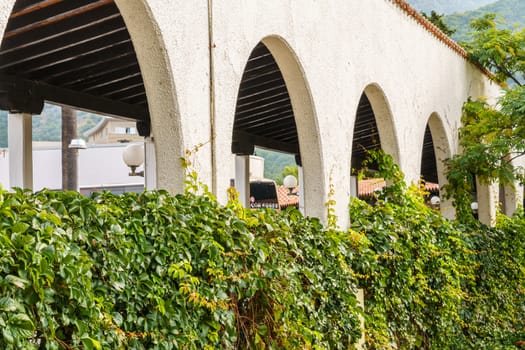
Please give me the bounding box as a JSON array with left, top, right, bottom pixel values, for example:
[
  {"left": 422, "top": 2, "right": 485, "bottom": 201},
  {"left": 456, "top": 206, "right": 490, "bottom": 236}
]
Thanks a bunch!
[{"left": 0, "top": 0, "right": 516, "bottom": 225}]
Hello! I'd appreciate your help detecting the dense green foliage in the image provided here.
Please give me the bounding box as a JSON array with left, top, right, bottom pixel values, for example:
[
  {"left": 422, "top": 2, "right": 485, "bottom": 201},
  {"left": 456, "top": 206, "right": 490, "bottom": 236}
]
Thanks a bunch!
[
  {"left": 0, "top": 185, "right": 362, "bottom": 349},
  {"left": 444, "top": 14, "right": 525, "bottom": 219},
  {"left": 444, "top": 0, "right": 525, "bottom": 42},
  {"left": 1, "top": 150, "right": 525, "bottom": 349},
  {"left": 0, "top": 105, "right": 103, "bottom": 148},
  {"left": 350, "top": 152, "right": 525, "bottom": 349}
]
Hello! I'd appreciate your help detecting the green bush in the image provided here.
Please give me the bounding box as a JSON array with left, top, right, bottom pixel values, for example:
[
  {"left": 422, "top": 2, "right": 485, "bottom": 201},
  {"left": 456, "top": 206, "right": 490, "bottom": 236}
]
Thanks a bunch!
[
  {"left": 0, "top": 187, "right": 362, "bottom": 349},
  {"left": 350, "top": 151, "right": 525, "bottom": 349},
  {"left": 1, "top": 150, "right": 524, "bottom": 349}
]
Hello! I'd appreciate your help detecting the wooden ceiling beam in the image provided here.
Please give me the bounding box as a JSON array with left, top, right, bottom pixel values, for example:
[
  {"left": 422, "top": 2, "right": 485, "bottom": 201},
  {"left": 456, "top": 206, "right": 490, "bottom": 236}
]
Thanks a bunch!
[
  {"left": 52, "top": 57, "right": 138, "bottom": 87},
  {"left": 0, "top": 18, "right": 125, "bottom": 66},
  {"left": 1, "top": 6, "right": 119, "bottom": 52},
  {"left": 0, "top": 73, "right": 148, "bottom": 121},
  {"left": 0, "top": 30, "right": 130, "bottom": 72},
  {"left": 31, "top": 50, "right": 135, "bottom": 81},
  {"left": 4, "top": 0, "right": 113, "bottom": 39},
  {"left": 232, "top": 130, "right": 299, "bottom": 155},
  {"left": 10, "top": 0, "right": 65, "bottom": 19}
]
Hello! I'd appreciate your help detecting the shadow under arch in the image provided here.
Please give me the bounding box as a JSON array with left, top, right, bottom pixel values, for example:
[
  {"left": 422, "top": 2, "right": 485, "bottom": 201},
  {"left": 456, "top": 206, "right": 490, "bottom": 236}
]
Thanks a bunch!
[
  {"left": 232, "top": 35, "right": 325, "bottom": 218},
  {"left": 421, "top": 112, "right": 452, "bottom": 187},
  {"left": 363, "top": 83, "right": 400, "bottom": 165},
  {"left": 350, "top": 83, "right": 400, "bottom": 201},
  {"left": 351, "top": 83, "right": 400, "bottom": 172},
  {"left": 0, "top": 0, "right": 184, "bottom": 193},
  {"left": 421, "top": 112, "right": 454, "bottom": 217}
]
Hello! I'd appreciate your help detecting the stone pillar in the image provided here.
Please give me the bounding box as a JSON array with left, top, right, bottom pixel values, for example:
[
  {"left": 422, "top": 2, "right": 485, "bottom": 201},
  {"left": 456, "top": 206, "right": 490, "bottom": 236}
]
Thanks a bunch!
[
  {"left": 144, "top": 136, "right": 157, "bottom": 190},
  {"left": 476, "top": 179, "right": 498, "bottom": 226},
  {"left": 61, "top": 107, "right": 78, "bottom": 191},
  {"left": 501, "top": 183, "right": 521, "bottom": 217},
  {"left": 298, "top": 165, "right": 305, "bottom": 214},
  {"left": 8, "top": 113, "right": 33, "bottom": 190},
  {"left": 350, "top": 175, "right": 358, "bottom": 198},
  {"left": 235, "top": 155, "right": 250, "bottom": 208}
]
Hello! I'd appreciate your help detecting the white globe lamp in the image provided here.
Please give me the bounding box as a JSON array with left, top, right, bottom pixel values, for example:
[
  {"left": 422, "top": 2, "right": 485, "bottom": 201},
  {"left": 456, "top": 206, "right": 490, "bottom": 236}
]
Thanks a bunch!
[
  {"left": 283, "top": 175, "right": 298, "bottom": 195},
  {"left": 123, "top": 143, "right": 144, "bottom": 176}
]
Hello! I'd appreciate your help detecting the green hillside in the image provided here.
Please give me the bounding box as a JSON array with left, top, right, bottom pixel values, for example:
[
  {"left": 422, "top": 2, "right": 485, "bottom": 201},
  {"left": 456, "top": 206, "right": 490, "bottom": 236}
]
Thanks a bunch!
[
  {"left": 408, "top": 0, "right": 497, "bottom": 15},
  {"left": 0, "top": 104, "right": 103, "bottom": 148},
  {"left": 444, "top": 0, "right": 525, "bottom": 42}
]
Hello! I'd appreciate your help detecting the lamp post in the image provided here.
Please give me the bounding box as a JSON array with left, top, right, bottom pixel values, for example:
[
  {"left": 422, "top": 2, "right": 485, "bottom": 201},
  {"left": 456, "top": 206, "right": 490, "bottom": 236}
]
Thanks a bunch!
[{"left": 123, "top": 143, "right": 144, "bottom": 177}]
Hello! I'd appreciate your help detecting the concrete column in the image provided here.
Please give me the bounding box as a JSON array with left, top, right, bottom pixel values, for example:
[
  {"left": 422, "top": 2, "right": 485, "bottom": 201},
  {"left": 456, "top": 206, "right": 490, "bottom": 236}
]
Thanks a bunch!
[
  {"left": 235, "top": 155, "right": 250, "bottom": 208},
  {"left": 144, "top": 136, "right": 157, "bottom": 190},
  {"left": 476, "top": 179, "right": 498, "bottom": 226},
  {"left": 61, "top": 107, "right": 78, "bottom": 191},
  {"left": 8, "top": 113, "right": 33, "bottom": 190},
  {"left": 298, "top": 165, "right": 305, "bottom": 214},
  {"left": 350, "top": 175, "right": 358, "bottom": 198},
  {"left": 501, "top": 183, "right": 521, "bottom": 217}
]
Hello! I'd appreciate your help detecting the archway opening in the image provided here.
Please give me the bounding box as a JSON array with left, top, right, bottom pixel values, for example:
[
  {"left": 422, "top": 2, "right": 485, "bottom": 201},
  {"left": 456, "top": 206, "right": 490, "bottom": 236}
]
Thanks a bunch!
[
  {"left": 231, "top": 38, "right": 322, "bottom": 217},
  {"left": 420, "top": 124, "right": 440, "bottom": 206},
  {"left": 1, "top": 0, "right": 155, "bottom": 192},
  {"left": 232, "top": 42, "right": 301, "bottom": 210},
  {"left": 350, "top": 87, "right": 399, "bottom": 203},
  {"left": 420, "top": 114, "right": 453, "bottom": 214}
]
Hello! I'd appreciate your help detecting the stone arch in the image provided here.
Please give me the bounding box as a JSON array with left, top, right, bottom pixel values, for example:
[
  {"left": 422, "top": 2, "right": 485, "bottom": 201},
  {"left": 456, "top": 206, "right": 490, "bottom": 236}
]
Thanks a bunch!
[
  {"left": 362, "top": 83, "right": 400, "bottom": 165},
  {"left": 352, "top": 84, "right": 399, "bottom": 172},
  {"left": 0, "top": 0, "right": 184, "bottom": 193},
  {"left": 232, "top": 35, "right": 325, "bottom": 218},
  {"left": 423, "top": 113, "right": 452, "bottom": 188},
  {"left": 422, "top": 112, "right": 454, "bottom": 217},
  {"left": 350, "top": 83, "right": 399, "bottom": 201},
  {"left": 114, "top": 0, "right": 184, "bottom": 192}
]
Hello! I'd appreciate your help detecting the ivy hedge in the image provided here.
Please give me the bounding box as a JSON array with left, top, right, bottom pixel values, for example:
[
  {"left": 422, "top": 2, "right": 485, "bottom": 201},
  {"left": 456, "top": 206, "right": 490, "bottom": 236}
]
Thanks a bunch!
[
  {"left": 351, "top": 152, "right": 525, "bottom": 349},
  {"left": 0, "top": 187, "right": 362, "bottom": 349},
  {"left": 0, "top": 155, "right": 524, "bottom": 349}
]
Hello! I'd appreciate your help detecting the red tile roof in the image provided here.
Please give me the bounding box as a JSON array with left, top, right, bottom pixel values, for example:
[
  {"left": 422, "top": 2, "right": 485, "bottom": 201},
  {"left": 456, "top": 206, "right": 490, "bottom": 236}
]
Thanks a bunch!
[
  {"left": 358, "top": 178, "right": 439, "bottom": 198},
  {"left": 277, "top": 185, "right": 299, "bottom": 209}
]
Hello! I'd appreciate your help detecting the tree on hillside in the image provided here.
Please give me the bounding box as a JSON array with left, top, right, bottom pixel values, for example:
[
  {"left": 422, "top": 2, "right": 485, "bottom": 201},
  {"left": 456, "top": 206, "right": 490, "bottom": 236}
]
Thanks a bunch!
[
  {"left": 422, "top": 10, "right": 457, "bottom": 36},
  {"left": 445, "top": 14, "right": 525, "bottom": 216}
]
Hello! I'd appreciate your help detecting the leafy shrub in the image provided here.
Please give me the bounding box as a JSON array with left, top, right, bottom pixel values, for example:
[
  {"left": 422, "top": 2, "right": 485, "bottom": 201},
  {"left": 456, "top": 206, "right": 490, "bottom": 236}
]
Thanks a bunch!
[
  {"left": 350, "top": 151, "right": 525, "bottom": 349},
  {"left": 0, "top": 187, "right": 362, "bottom": 349}
]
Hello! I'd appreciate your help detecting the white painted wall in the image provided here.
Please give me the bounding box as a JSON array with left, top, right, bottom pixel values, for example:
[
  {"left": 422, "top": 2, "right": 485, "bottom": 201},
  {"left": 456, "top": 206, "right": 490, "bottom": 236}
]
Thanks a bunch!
[
  {"left": 0, "top": 144, "right": 143, "bottom": 191},
  {"left": 0, "top": 0, "right": 504, "bottom": 224}
]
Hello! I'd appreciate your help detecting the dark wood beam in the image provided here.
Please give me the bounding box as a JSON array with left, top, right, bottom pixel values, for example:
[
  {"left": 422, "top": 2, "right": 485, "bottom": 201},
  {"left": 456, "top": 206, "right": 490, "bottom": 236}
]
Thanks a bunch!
[
  {"left": 29, "top": 49, "right": 134, "bottom": 81},
  {"left": 0, "top": 74, "right": 148, "bottom": 121},
  {"left": 0, "top": 17, "right": 125, "bottom": 66},
  {"left": 5, "top": 0, "right": 114, "bottom": 39},
  {"left": 11, "top": 0, "right": 65, "bottom": 19},
  {"left": 1, "top": 6, "right": 120, "bottom": 52},
  {"left": 58, "top": 60, "right": 139, "bottom": 88},
  {"left": 232, "top": 130, "right": 299, "bottom": 155},
  {"left": 0, "top": 30, "right": 131, "bottom": 72}
]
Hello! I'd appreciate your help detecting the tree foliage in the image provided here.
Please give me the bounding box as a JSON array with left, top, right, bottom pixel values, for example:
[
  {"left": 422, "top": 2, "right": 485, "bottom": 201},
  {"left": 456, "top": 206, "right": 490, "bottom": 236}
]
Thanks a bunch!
[
  {"left": 444, "top": 0, "right": 525, "bottom": 43},
  {"left": 422, "top": 10, "right": 456, "bottom": 36},
  {"left": 445, "top": 14, "right": 525, "bottom": 218}
]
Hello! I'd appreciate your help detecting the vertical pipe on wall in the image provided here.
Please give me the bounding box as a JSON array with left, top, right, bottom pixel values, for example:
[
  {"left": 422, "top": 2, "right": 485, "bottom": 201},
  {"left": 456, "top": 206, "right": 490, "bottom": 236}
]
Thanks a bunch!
[{"left": 207, "top": 0, "right": 217, "bottom": 195}]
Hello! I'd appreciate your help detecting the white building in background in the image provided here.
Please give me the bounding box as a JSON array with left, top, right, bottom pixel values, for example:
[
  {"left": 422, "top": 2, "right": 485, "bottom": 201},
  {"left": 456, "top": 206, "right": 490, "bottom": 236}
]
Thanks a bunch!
[
  {"left": 84, "top": 117, "right": 143, "bottom": 145},
  {"left": 0, "top": 143, "right": 144, "bottom": 194}
]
